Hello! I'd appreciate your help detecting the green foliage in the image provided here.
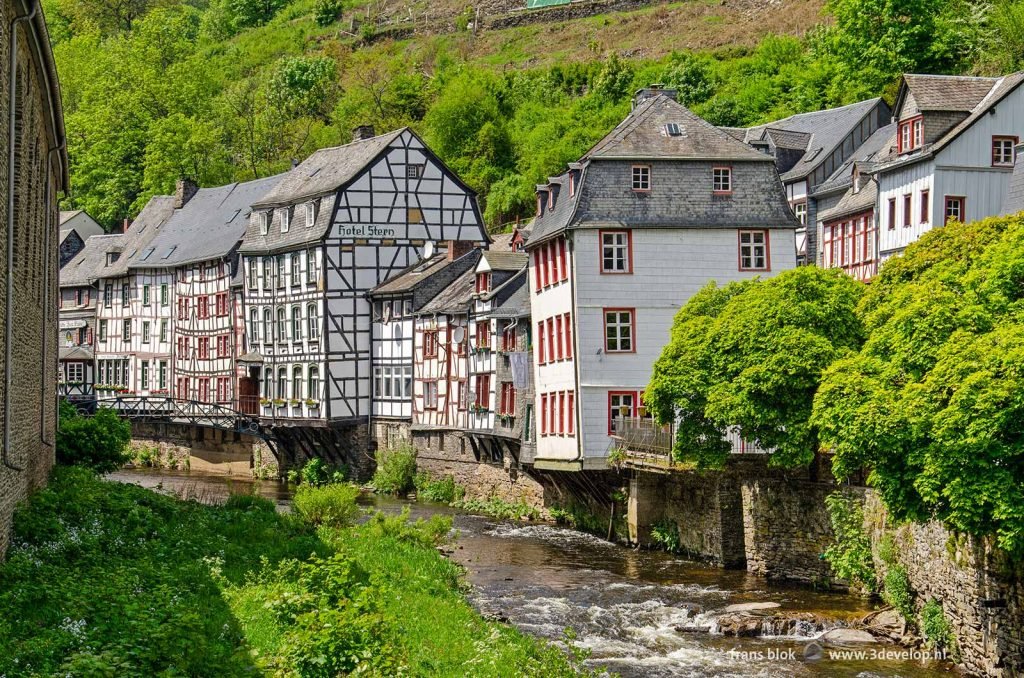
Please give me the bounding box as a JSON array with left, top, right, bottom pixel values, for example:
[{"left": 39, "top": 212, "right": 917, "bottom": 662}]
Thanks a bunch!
[
  {"left": 56, "top": 400, "right": 132, "bottom": 473},
  {"left": 823, "top": 491, "right": 876, "bottom": 591},
  {"left": 646, "top": 267, "right": 865, "bottom": 468},
  {"left": 413, "top": 472, "right": 466, "bottom": 504},
  {"left": 606, "top": 447, "right": 627, "bottom": 469},
  {"left": 292, "top": 483, "right": 362, "bottom": 527},
  {"left": 549, "top": 502, "right": 609, "bottom": 536},
  {"left": 288, "top": 456, "right": 348, "bottom": 486},
  {"left": 882, "top": 565, "right": 915, "bottom": 623},
  {"left": 920, "top": 599, "right": 959, "bottom": 657},
  {"left": 813, "top": 214, "right": 1024, "bottom": 554},
  {"left": 878, "top": 532, "right": 898, "bottom": 566},
  {"left": 650, "top": 519, "right": 682, "bottom": 553},
  {"left": 362, "top": 507, "right": 453, "bottom": 548},
  {"left": 313, "top": 0, "right": 342, "bottom": 26},
  {"left": 224, "top": 493, "right": 277, "bottom": 513},
  {"left": 454, "top": 496, "right": 541, "bottom": 521},
  {"left": 371, "top": 443, "right": 417, "bottom": 495}
]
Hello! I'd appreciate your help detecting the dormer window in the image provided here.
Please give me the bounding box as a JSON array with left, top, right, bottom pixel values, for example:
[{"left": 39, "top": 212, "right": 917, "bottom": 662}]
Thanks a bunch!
[
  {"left": 713, "top": 167, "right": 732, "bottom": 193},
  {"left": 569, "top": 173, "right": 575, "bottom": 197},
  {"left": 898, "top": 116, "right": 923, "bottom": 153},
  {"left": 476, "top": 272, "right": 491, "bottom": 294},
  {"left": 259, "top": 211, "right": 270, "bottom": 235},
  {"left": 631, "top": 165, "right": 650, "bottom": 192},
  {"left": 664, "top": 123, "right": 683, "bottom": 137},
  {"left": 280, "top": 208, "right": 291, "bottom": 233},
  {"left": 305, "top": 201, "right": 317, "bottom": 226},
  {"left": 547, "top": 190, "right": 554, "bottom": 211},
  {"left": 992, "top": 136, "right": 1017, "bottom": 167}
]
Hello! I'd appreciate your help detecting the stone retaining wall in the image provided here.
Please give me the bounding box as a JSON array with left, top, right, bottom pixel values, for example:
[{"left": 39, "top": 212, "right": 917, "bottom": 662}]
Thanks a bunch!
[{"left": 129, "top": 422, "right": 276, "bottom": 478}]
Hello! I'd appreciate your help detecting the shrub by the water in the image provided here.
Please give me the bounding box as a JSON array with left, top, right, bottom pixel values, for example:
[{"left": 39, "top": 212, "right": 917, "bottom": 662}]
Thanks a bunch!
[
  {"left": 883, "top": 565, "right": 915, "bottom": 623},
  {"left": 414, "top": 472, "right": 465, "bottom": 503},
  {"left": 292, "top": 483, "right": 362, "bottom": 527},
  {"left": 371, "top": 444, "right": 417, "bottom": 495},
  {"left": 921, "top": 598, "right": 959, "bottom": 658},
  {"left": 56, "top": 400, "right": 131, "bottom": 473}
]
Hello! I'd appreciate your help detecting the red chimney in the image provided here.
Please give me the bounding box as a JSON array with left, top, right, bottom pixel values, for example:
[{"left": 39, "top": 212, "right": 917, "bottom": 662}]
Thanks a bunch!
[{"left": 447, "top": 240, "right": 474, "bottom": 261}]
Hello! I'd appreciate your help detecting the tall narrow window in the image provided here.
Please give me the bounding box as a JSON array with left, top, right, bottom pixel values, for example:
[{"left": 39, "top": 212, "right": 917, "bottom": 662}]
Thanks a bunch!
[
  {"left": 305, "top": 249, "right": 316, "bottom": 284},
  {"left": 121, "top": 283, "right": 129, "bottom": 307},
  {"left": 292, "top": 366, "right": 304, "bottom": 402},
  {"left": 158, "top": 361, "right": 167, "bottom": 390},
  {"left": 631, "top": 165, "right": 651, "bottom": 191},
  {"left": 141, "top": 362, "right": 150, "bottom": 390},
  {"left": 292, "top": 306, "right": 302, "bottom": 340},
  {"left": 604, "top": 309, "right": 635, "bottom": 353},
  {"left": 738, "top": 230, "right": 769, "bottom": 271},
  {"left": 142, "top": 321, "right": 151, "bottom": 344},
  {"left": 308, "top": 366, "right": 320, "bottom": 401},
  {"left": 903, "top": 194, "right": 912, "bottom": 227},
  {"left": 537, "top": 321, "right": 546, "bottom": 365},
  {"left": 600, "top": 230, "right": 631, "bottom": 273},
  {"left": 263, "top": 309, "right": 273, "bottom": 342},
  {"left": 277, "top": 308, "right": 287, "bottom": 340},
  {"left": 307, "top": 303, "right": 319, "bottom": 340},
  {"left": 425, "top": 381, "right": 439, "bottom": 409},
  {"left": 142, "top": 285, "right": 151, "bottom": 306},
  {"left": 247, "top": 259, "right": 258, "bottom": 289},
  {"left": 122, "top": 319, "right": 131, "bottom": 343},
  {"left": 424, "top": 330, "right": 438, "bottom": 358},
  {"left": 276, "top": 257, "right": 285, "bottom": 288},
  {"left": 888, "top": 197, "right": 897, "bottom": 230},
  {"left": 291, "top": 252, "right": 301, "bottom": 287},
  {"left": 280, "top": 208, "right": 291, "bottom": 233},
  {"left": 98, "top": 319, "right": 107, "bottom": 342},
  {"left": 250, "top": 309, "right": 260, "bottom": 343},
  {"left": 921, "top": 190, "right": 930, "bottom": 224},
  {"left": 277, "top": 368, "right": 288, "bottom": 401},
  {"left": 567, "top": 392, "right": 575, "bottom": 435},
  {"left": 305, "top": 201, "right": 317, "bottom": 226},
  {"left": 259, "top": 211, "right": 270, "bottom": 235}
]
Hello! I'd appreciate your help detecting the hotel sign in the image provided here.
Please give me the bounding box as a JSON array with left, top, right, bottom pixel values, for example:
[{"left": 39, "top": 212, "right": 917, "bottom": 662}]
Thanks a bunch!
[
  {"left": 336, "top": 225, "right": 397, "bottom": 238},
  {"left": 59, "top": 319, "right": 88, "bottom": 330}
]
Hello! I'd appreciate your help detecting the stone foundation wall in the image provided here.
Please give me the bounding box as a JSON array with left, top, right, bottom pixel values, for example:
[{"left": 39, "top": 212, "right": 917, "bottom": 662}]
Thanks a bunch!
[
  {"left": 129, "top": 422, "right": 276, "bottom": 478},
  {"left": 865, "top": 492, "right": 1024, "bottom": 677}
]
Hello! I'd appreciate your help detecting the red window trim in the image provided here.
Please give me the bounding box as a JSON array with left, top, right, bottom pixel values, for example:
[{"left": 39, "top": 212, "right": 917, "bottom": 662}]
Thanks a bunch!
[
  {"left": 737, "top": 230, "right": 771, "bottom": 272},
  {"left": 540, "top": 246, "right": 550, "bottom": 288},
  {"left": 631, "top": 164, "right": 652, "bottom": 192},
  {"left": 533, "top": 250, "right": 542, "bottom": 291},
  {"left": 603, "top": 307, "right": 636, "bottom": 354},
  {"left": 475, "top": 321, "right": 489, "bottom": 349},
  {"left": 563, "top": 312, "right": 573, "bottom": 360},
  {"left": 712, "top": 165, "right": 734, "bottom": 195},
  {"left": 546, "top": 318, "right": 555, "bottom": 362},
  {"left": 607, "top": 390, "right": 638, "bottom": 435},
  {"left": 944, "top": 195, "right": 967, "bottom": 223},
  {"left": 555, "top": 315, "right": 564, "bottom": 361},
  {"left": 540, "top": 393, "right": 548, "bottom": 435},
  {"left": 920, "top": 190, "right": 930, "bottom": 224},
  {"left": 547, "top": 241, "right": 558, "bottom": 284},
  {"left": 902, "top": 193, "right": 912, "bottom": 228},
  {"left": 456, "top": 379, "right": 468, "bottom": 410},
  {"left": 476, "top": 272, "right": 491, "bottom": 294},
  {"left": 475, "top": 374, "right": 490, "bottom": 409},
  {"left": 537, "top": 320, "right": 545, "bottom": 365},
  {"left": 992, "top": 135, "right": 1019, "bottom": 167},
  {"left": 598, "top": 229, "right": 633, "bottom": 275},
  {"left": 557, "top": 392, "right": 566, "bottom": 436},
  {"left": 567, "top": 391, "right": 575, "bottom": 435},
  {"left": 887, "top": 197, "right": 897, "bottom": 231},
  {"left": 423, "top": 330, "right": 438, "bottom": 359},
  {"left": 557, "top": 238, "right": 567, "bottom": 282},
  {"left": 897, "top": 115, "right": 924, "bottom": 153}
]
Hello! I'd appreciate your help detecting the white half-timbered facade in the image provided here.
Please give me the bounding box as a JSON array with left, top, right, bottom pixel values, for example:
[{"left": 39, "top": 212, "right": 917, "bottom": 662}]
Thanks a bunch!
[
  {"left": 58, "top": 234, "right": 111, "bottom": 402},
  {"left": 526, "top": 89, "right": 798, "bottom": 470},
  {"left": 93, "top": 196, "right": 177, "bottom": 397},
  {"left": 239, "top": 127, "right": 487, "bottom": 444}
]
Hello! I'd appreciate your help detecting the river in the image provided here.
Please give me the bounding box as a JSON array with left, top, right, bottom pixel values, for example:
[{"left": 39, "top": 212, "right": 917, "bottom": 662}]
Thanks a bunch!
[{"left": 108, "top": 468, "right": 954, "bottom": 677}]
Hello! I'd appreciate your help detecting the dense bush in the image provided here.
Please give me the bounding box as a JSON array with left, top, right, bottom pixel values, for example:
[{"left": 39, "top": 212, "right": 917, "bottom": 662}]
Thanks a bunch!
[
  {"left": 371, "top": 443, "right": 417, "bottom": 495},
  {"left": 882, "top": 565, "right": 915, "bottom": 623},
  {"left": 413, "top": 472, "right": 465, "bottom": 503},
  {"left": 292, "top": 483, "right": 362, "bottom": 526},
  {"left": 56, "top": 400, "right": 132, "bottom": 473},
  {"left": 921, "top": 598, "right": 959, "bottom": 657},
  {"left": 286, "top": 457, "right": 348, "bottom": 486},
  {"left": 646, "top": 267, "right": 865, "bottom": 468},
  {"left": 823, "top": 491, "right": 875, "bottom": 591}
]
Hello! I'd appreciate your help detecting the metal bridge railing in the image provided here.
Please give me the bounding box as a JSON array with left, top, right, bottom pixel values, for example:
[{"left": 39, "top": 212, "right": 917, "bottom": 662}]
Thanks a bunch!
[{"left": 610, "top": 417, "right": 770, "bottom": 468}]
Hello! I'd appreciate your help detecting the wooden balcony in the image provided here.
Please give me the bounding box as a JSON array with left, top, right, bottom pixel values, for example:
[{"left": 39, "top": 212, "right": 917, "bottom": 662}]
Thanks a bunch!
[{"left": 610, "top": 417, "right": 769, "bottom": 471}]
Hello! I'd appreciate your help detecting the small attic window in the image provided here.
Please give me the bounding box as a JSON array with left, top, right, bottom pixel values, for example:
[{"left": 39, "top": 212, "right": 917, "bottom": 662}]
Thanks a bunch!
[
  {"left": 804, "top": 148, "right": 822, "bottom": 162},
  {"left": 309, "top": 167, "right": 322, "bottom": 178},
  {"left": 140, "top": 247, "right": 155, "bottom": 261},
  {"left": 105, "top": 252, "right": 120, "bottom": 266},
  {"left": 305, "top": 201, "right": 317, "bottom": 227},
  {"left": 161, "top": 245, "right": 177, "bottom": 260},
  {"left": 259, "top": 211, "right": 270, "bottom": 235},
  {"left": 664, "top": 123, "right": 684, "bottom": 137}
]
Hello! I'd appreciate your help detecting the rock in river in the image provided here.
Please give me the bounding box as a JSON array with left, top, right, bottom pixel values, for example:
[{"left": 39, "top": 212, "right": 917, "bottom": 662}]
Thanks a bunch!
[{"left": 722, "top": 602, "right": 781, "bottom": 613}]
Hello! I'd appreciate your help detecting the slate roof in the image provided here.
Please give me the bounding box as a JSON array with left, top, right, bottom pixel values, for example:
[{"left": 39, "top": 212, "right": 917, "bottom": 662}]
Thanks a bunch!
[
  {"left": 875, "top": 72, "right": 1024, "bottom": 173},
  {"left": 1002, "top": 143, "right": 1024, "bottom": 216},
  {"left": 740, "top": 98, "right": 887, "bottom": 182},
  {"left": 418, "top": 267, "right": 476, "bottom": 314},
  {"left": 489, "top": 279, "right": 530, "bottom": 318},
  {"left": 813, "top": 123, "right": 897, "bottom": 197},
  {"left": 818, "top": 181, "right": 878, "bottom": 222},
  {"left": 59, "top": 210, "right": 82, "bottom": 224},
  {"left": 252, "top": 129, "right": 404, "bottom": 208},
  {"left": 94, "top": 196, "right": 177, "bottom": 279},
  {"left": 480, "top": 250, "right": 528, "bottom": 272},
  {"left": 132, "top": 174, "right": 285, "bottom": 269},
  {"left": 526, "top": 174, "right": 578, "bottom": 245},
  {"left": 901, "top": 74, "right": 1001, "bottom": 112},
  {"left": 60, "top": 234, "right": 120, "bottom": 288},
  {"left": 59, "top": 346, "right": 93, "bottom": 361},
  {"left": 369, "top": 249, "right": 481, "bottom": 314},
  {"left": 59, "top": 210, "right": 104, "bottom": 240},
  {"left": 585, "top": 95, "right": 771, "bottom": 162}
]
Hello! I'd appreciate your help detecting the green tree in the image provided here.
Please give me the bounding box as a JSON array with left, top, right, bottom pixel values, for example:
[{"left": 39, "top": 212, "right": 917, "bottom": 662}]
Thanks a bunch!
[
  {"left": 57, "top": 401, "right": 132, "bottom": 473},
  {"left": 645, "top": 267, "right": 865, "bottom": 468}
]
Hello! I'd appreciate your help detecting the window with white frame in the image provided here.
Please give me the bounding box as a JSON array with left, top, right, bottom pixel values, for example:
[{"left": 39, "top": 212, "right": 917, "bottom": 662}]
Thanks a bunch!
[
  {"left": 66, "top": 362, "right": 84, "bottom": 383},
  {"left": 98, "top": 320, "right": 107, "bottom": 342},
  {"left": 609, "top": 392, "right": 635, "bottom": 435},
  {"left": 374, "top": 366, "right": 413, "bottom": 400},
  {"left": 601, "top": 231, "right": 631, "bottom": 273},
  {"left": 425, "top": 381, "right": 438, "bottom": 409},
  {"left": 305, "top": 249, "right": 316, "bottom": 283},
  {"left": 713, "top": 167, "right": 732, "bottom": 193},
  {"left": 250, "top": 309, "right": 260, "bottom": 343},
  {"left": 291, "top": 306, "right": 302, "bottom": 340},
  {"left": 604, "top": 309, "right": 634, "bottom": 353},
  {"left": 263, "top": 309, "right": 273, "bottom": 342},
  {"left": 259, "top": 211, "right": 270, "bottom": 235},
  {"left": 793, "top": 201, "right": 807, "bottom": 225},
  {"left": 307, "top": 366, "right": 320, "bottom": 401},
  {"left": 305, "top": 201, "right": 316, "bottom": 226},
  {"left": 292, "top": 366, "right": 304, "bottom": 401},
  {"left": 993, "top": 136, "right": 1017, "bottom": 166},
  {"left": 407, "top": 164, "right": 424, "bottom": 179},
  {"left": 631, "top": 165, "right": 650, "bottom": 191},
  {"left": 122, "top": 319, "right": 131, "bottom": 342},
  {"left": 738, "top": 230, "right": 769, "bottom": 271},
  {"left": 247, "top": 259, "right": 257, "bottom": 289},
  {"left": 142, "top": 321, "right": 150, "bottom": 344},
  {"left": 276, "top": 256, "right": 285, "bottom": 288},
  {"left": 290, "top": 252, "right": 301, "bottom": 287},
  {"left": 277, "top": 308, "right": 287, "bottom": 340},
  {"left": 945, "top": 196, "right": 966, "bottom": 223},
  {"left": 280, "top": 207, "right": 291, "bottom": 233},
  {"left": 307, "top": 303, "right": 319, "bottom": 340}
]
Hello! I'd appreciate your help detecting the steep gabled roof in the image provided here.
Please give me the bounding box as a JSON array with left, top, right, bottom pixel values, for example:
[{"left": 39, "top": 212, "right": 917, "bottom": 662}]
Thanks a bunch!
[
  {"left": 60, "top": 233, "right": 120, "bottom": 287},
  {"left": 813, "top": 123, "right": 897, "bottom": 197},
  {"left": 586, "top": 95, "right": 771, "bottom": 162},
  {"left": 59, "top": 210, "right": 104, "bottom": 240},
  {"left": 132, "top": 174, "right": 285, "bottom": 269},
  {"left": 94, "top": 196, "right": 177, "bottom": 280},
  {"left": 479, "top": 250, "right": 528, "bottom": 272},
  {"left": 818, "top": 181, "right": 878, "bottom": 223},
  {"left": 898, "top": 74, "right": 1000, "bottom": 113},
  {"left": 489, "top": 278, "right": 530, "bottom": 318},
  {"left": 252, "top": 129, "right": 405, "bottom": 208},
  {"left": 418, "top": 267, "right": 476, "bottom": 315},
  {"left": 368, "top": 249, "right": 481, "bottom": 313}
]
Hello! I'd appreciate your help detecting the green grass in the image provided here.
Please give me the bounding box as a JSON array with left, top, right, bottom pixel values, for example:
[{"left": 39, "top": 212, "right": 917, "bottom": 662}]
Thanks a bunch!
[{"left": 0, "top": 466, "right": 598, "bottom": 676}]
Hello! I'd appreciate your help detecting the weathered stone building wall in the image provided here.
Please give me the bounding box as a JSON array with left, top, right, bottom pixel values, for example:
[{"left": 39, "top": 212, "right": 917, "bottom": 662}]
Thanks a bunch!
[
  {"left": 129, "top": 422, "right": 278, "bottom": 478},
  {"left": 0, "top": 0, "right": 67, "bottom": 558},
  {"left": 865, "top": 492, "right": 1024, "bottom": 677}
]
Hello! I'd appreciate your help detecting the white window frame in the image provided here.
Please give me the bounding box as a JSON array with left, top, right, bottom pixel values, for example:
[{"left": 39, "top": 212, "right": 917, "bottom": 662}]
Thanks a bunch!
[
  {"left": 739, "top": 230, "right": 769, "bottom": 271},
  {"left": 713, "top": 167, "right": 732, "bottom": 193},
  {"left": 604, "top": 309, "right": 634, "bottom": 353},
  {"left": 601, "top": 231, "right": 630, "bottom": 273},
  {"left": 631, "top": 165, "right": 650, "bottom": 191},
  {"left": 259, "top": 211, "right": 270, "bottom": 235}
]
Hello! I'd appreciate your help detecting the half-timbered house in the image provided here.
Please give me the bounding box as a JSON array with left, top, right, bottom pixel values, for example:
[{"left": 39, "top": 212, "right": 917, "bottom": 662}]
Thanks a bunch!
[
  {"left": 870, "top": 72, "right": 1024, "bottom": 260},
  {"left": 367, "top": 246, "right": 480, "bottom": 447},
  {"left": 238, "top": 126, "right": 487, "bottom": 474},
  {"left": 58, "top": 234, "right": 112, "bottom": 402},
  {"left": 526, "top": 88, "right": 798, "bottom": 470},
  {"left": 93, "top": 195, "right": 176, "bottom": 397},
  {"left": 134, "top": 176, "right": 283, "bottom": 405}
]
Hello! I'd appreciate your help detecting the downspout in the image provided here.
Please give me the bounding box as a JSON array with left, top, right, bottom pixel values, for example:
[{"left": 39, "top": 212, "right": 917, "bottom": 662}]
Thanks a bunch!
[
  {"left": 42, "top": 139, "right": 65, "bottom": 448},
  {"left": 2, "top": 0, "right": 39, "bottom": 471}
]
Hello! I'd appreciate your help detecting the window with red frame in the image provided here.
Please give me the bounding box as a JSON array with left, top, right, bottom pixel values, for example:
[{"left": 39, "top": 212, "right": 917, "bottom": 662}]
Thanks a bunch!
[
  {"left": 424, "top": 381, "right": 438, "bottom": 409},
  {"left": 898, "top": 117, "right": 923, "bottom": 153},
  {"left": 216, "top": 377, "right": 229, "bottom": 403},
  {"left": 555, "top": 315, "right": 564, "bottom": 361},
  {"left": 198, "top": 296, "right": 209, "bottom": 319},
  {"left": 557, "top": 238, "right": 566, "bottom": 281},
  {"left": 945, "top": 196, "right": 966, "bottom": 223},
  {"left": 888, "top": 197, "right": 897, "bottom": 230},
  {"left": 563, "top": 313, "right": 573, "bottom": 359},
  {"left": 540, "top": 246, "right": 550, "bottom": 287},
  {"left": 557, "top": 392, "right": 566, "bottom": 435},
  {"left": 457, "top": 380, "right": 468, "bottom": 410},
  {"left": 475, "top": 321, "right": 489, "bottom": 349},
  {"left": 604, "top": 309, "right": 634, "bottom": 353},
  {"left": 547, "top": 241, "right": 558, "bottom": 283},
  {"left": 567, "top": 392, "right": 575, "bottom": 435},
  {"left": 198, "top": 337, "right": 210, "bottom": 359},
  {"left": 537, "top": 321, "right": 546, "bottom": 364},
  {"left": 540, "top": 393, "right": 548, "bottom": 434},
  {"left": 502, "top": 324, "right": 517, "bottom": 352},
  {"left": 423, "top": 330, "right": 438, "bottom": 358},
  {"left": 533, "top": 250, "right": 542, "bottom": 291},
  {"left": 921, "top": 190, "right": 930, "bottom": 224},
  {"left": 216, "top": 292, "right": 229, "bottom": 316},
  {"left": 499, "top": 382, "right": 516, "bottom": 415},
  {"left": 903, "top": 194, "right": 912, "bottom": 227},
  {"left": 217, "top": 335, "right": 229, "bottom": 357},
  {"left": 476, "top": 272, "right": 491, "bottom": 294},
  {"left": 474, "top": 374, "right": 490, "bottom": 409},
  {"left": 456, "top": 329, "right": 467, "bottom": 356},
  {"left": 547, "top": 318, "right": 555, "bottom": 361},
  {"left": 198, "top": 378, "right": 210, "bottom": 403}
]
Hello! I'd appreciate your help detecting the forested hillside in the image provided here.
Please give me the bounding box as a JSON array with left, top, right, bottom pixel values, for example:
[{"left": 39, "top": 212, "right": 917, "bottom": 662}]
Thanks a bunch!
[{"left": 46, "top": 0, "right": 1024, "bottom": 228}]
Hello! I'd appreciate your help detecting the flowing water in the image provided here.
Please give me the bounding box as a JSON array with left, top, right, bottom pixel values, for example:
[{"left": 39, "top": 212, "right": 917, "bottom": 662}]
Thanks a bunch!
[{"left": 109, "top": 469, "right": 954, "bottom": 677}]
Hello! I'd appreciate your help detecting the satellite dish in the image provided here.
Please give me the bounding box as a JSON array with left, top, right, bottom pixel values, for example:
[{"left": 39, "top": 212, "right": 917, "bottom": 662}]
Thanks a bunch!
[
  {"left": 452, "top": 326, "right": 466, "bottom": 344},
  {"left": 423, "top": 241, "right": 435, "bottom": 259},
  {"left": 382, "top": 305, "right": 392, "bottom": 324}
]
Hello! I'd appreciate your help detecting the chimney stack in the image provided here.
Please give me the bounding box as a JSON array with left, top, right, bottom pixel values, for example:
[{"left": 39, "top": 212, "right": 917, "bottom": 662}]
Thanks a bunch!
[
  {"left": 122, "top": 218, "right": 131, "bottom": 233},
  {"left": 446, "top": 240, "right": 474, "bottom": 262},
  {"left": 175, "top": 178, "right": 199, "bottom": 209},
  {"left": 632, "top": 84, "right": 678, "bottom": 110},
  {"left": 353, "top": 125, "right": 376, "bottom": 141}
]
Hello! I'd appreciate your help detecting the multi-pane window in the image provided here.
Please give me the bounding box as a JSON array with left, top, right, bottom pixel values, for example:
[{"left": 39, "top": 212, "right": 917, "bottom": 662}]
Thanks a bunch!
[
  {"left": 474, "top": 375, "right": 490, "bottom": 409},
  {"left": 407, "top": 164, "right": 424, "bottom": 179},
  {"left": 291, "top": 253, "right": 301, "bottom": 287},
  {"left": 458, "top": 380, "right": 469, "bottom": 410},
  {"left": 198, "top": 337, "right": 210, "bottom": 360},
  {"left": 793, "top": 201, "right": 807, "bottom": 225},
  {"left": 308, "top": 367, "right": 320, "bottom": 401},
  {"left": 217, "top": 377, "right": 230, "bottom": 403},
  {"left": 121, "top": 283, "right": 129, "bottom": 307},
  {"left": 122, "top": 319, "right": 131, "bottom": 343},
  {"left": 475, "top": 321, "right": 489, "bottom": 349},
  {"left": 305, "top": 249, "right": 316, "bottom": 283},
  {"left": 899, "top": 117, "right": 923, "bottom": 153},
  {"left": 291, "top": 306, "right": 302, "bottom": 340},
  {"left": 945, "top": 196, "right": 966, "bottom": 223},
  {"left": 423, "top": 330, "right": 438, "bottom": 358},
  {"left": 198, "top": 297, "right": 209, "bottom": 319},
  {"left": 103, "top": 284, "right": 112, "bottom": 306},
  {"left": 263, "top": 309, "right": 273, "bottom": 342},
  {"left": 262, "top": 258, "right": 272, "bottom": 290},
  {"left": 160, "top": 284, "right": 169, "bottom": 307},
  {"left": 305, "top": 201, "right": 316, "bottom": 226},
  {"left": 98, "top": 320, "right": 107, "bottom": 342},
  {"left": 247, "top": 259, "right": 258, "bottom": 289},
  {"left": 277, "top": 308, "right": 287, "bottom": 340},
  {"left": 713, "top": 167, "right": 732, "bottom": 193},
  {"left": 604, "top": 309, "right": 634, "bottom": 353},
  {"left": 141, "top": 362, "right": 150, "bottom": 391},
  {"left": 601, "top": 231, "right": 631, "bottom": 273},
  {"left": 276, "top": 257, "right": 286, "bottom": 288},
  {"left": 631, "top": 165, "right": 650, "bottom": 191},
  {"left": 292, "top": 367, "right": 304, "bottom": 401},
  {"left": 374, "top": 366, "right": 413, "bottom": 400},
  {"left": 142, "top": 321, "right": 150, "bottom": 344},
  {"left": 993, "top": 136, "right": 1017, "bottom": 166},
  {"left": 609, "top": 392, "right": 636, "bottom": 434},
  {"left": 502, "top": 324, "right": 518, "bottom": 352},
  {"left": 277, "top": 368, "right": 288, "bottom": 400},
  {"left": 476, "top": 272, "right": 491, "bottom": 294},
  {"left": 280, "top": 208, "right": 291, "bottom": 233},
  {"left": 142, "top": 285, "right": 151, "bottom": 306},
  {"left": 217, "top": 335, "right": 229, "bottom": 358},
  {"left": 66, "top": 362, "right": 84, "bottom": 383},
  {"left": 307, "top": 304, "right": 320, "bottom": 340},
  {"left": 499, "top": 383, "right": 516, "bottom": 416},
  {"left": 250, "top": 309, "right": 260, "bottom": 343},
  {"left": 738, "top": 230, "right": 769, "bottom": 271},
  {"left": 158, "top": 361, "right": 167, "bottom": 390},
  {"left": 425, "top": 381, "right": 439, "bottom": 409}
]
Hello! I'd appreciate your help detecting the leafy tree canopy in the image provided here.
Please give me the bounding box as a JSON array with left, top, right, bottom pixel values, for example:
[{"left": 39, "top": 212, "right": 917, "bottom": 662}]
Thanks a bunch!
[{"left": 645, "top": 266, "right": 865, "bottom": 469}]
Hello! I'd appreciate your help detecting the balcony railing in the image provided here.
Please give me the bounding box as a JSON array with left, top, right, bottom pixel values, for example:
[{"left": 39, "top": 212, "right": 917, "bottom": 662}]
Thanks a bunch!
[{"left": 610, "top": 417, "right": 770, "bottom": 468}]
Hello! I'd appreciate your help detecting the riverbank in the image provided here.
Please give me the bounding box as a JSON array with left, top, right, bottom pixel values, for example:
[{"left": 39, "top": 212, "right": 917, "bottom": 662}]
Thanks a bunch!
[{"left": 0, "top": 467, "right": 594, "bottom": 676}]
